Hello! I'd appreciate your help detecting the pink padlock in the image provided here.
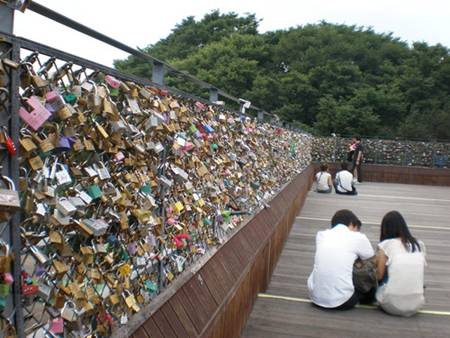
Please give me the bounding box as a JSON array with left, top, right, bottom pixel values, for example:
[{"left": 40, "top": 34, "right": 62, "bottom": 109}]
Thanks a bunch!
[
  {"left": 105, "top": 75, "right": 121, "bottom": 89},
  {"left": 19, "top": 96, "right": 52, "bottom": 131},
  {"left": 166, "top": 217, "right": 176, "bottom": 226},
  {"left": 3, "top": 272, "right": 13, "bottom": 284},
  {"left": 114, "top": 151, "right": 125, "bottom": 162},
  {"left": 45, "top": 91, "right": 65, "bottom": 112},
  {"left": 49, "top": 317, "right": 64, "bottom": 334}
]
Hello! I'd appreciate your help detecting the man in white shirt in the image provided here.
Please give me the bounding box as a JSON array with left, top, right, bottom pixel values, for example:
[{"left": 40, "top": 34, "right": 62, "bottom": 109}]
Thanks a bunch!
[
  {"left": 333, "top": 162, "right": 357, "bottom": 195},
  {"left": 308, "top": 209, "right": 374, "bottom": 310}
]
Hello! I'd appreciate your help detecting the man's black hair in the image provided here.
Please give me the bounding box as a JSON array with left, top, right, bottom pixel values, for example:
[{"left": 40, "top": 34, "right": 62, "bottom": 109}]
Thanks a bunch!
[
  {"left": 340, "top": 162, "right": 348, "bottom": 171},
  {"left": 331, "top": 209, "right": 359, "bottom": 228}
]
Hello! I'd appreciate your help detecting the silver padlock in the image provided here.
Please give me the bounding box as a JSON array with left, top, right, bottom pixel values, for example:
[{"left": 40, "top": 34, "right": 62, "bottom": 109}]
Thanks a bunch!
[
  {"left": 94, "top": 162, "right": 111, "bottom": 180},
  {"left": 30, "top": 245, "right": 49, "bottom": 264},
  {"left": 61, "top": 300, "right": 77, "bottom": 322},
  {"left": 53, "top": 209, "right": 72, "bottom": 226},
  {"left": 55, "top": 164, "right": 72, "bottom": 186},
  {"left": 82, "top": 218, "right": 109, "bottom": 237},
  {"left": 56, "top": 197, "right": 77, "bottom": 216}
]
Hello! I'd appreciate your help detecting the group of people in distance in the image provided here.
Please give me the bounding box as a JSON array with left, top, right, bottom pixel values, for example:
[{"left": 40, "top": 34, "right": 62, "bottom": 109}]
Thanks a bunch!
[
  {"left": 315, "top": 136, "right": 363, "bottom": 195},
  {"left": 308, "top": 209, "right": 426, "bottom": 316}
]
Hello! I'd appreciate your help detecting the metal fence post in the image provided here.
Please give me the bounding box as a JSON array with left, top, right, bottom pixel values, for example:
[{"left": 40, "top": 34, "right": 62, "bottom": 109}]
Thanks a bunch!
[
  {"left": 152, "top": 61, "right": 164, "bottom": 85},
  {"left": 257, "top": 111, "right": 264, "bottom": 123},
  {"left": 0, "top": 4, "right": 25, "bottom": 336},
  {"left": 209, "top": 87, "right": 218, "bottom": 103}
]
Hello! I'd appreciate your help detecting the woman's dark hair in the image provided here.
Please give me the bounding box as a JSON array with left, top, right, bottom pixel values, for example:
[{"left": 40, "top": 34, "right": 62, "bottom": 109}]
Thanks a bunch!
[
  {"left": 380, "top": 211, "right": 421, "bottom": 252},
  {"left": 331, "top": 209, "right": 359, "bottom": 228},
  {"left": 320, "top": 164, "right": 328, "bottom": 172}
]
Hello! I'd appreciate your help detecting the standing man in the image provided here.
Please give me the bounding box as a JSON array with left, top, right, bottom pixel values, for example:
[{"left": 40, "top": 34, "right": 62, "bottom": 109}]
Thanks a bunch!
[
  {"left": 308, "top": 210, "right": 374, "bottom": 310},
  {"left": 352, "top": 136, "right": 364, "bottom": 183}
]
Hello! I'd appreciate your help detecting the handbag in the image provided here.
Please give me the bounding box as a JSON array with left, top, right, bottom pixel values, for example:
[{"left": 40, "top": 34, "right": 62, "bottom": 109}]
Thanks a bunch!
[{"left": 353, "top": 257, "right": 378, "bottom": 293}]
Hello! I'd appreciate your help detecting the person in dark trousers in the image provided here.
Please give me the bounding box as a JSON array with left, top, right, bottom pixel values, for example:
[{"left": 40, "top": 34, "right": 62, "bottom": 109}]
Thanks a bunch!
[
  {"left": 308, "top": 209, "right": 374, "bottom": 310},
  {"left": 351, "top": 136, "right": 364, "bottom": 183}
]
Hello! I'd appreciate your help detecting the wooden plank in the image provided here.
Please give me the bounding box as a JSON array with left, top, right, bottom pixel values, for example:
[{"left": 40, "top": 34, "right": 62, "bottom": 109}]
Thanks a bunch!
[
  {"left": 174, "top": 288, "right": 206, "bottom": 333},
  {"left": 142, "top": 318, "right": 164, "bottom": 338},
  {"left": 131, "top": 327, "right": 150, "bottom": 338},
  {"left": 160, "top": 302, "right": 192, "bottom": 338},
  {"left": 152, "top": 310, "right": 177, "bottom": 338},
  {"left": 168, "top": 296, "right": 198, "bottom": 337}
]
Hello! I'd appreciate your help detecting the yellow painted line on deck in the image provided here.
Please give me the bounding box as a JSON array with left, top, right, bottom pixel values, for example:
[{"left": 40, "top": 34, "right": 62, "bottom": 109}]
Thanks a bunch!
[
  {"left": 258, "top": 293, "right": 450, "bottom": 316},
  {"left": 296, "top": 216, "right": 450, "bottom": 231}
]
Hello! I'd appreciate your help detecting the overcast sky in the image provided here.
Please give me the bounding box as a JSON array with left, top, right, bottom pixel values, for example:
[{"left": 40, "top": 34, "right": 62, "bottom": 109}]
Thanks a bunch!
[{"left": 13, "top": 0, "right": 450, "bottom": 68}]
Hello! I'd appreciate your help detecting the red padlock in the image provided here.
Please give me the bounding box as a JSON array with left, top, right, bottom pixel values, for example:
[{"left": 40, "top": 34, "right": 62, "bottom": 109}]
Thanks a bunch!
[{"left": 2, "top": 128, "right": 16, "bottom": 156}]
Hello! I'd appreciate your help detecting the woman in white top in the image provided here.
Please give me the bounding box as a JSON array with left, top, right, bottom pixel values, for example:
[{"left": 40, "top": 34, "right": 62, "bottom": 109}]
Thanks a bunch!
[
  {"left": 315, "top": 164, "right": 333, "bottom": 193},
  {"left": 376, "top": 211, "right": 426, "bottom": 316}
]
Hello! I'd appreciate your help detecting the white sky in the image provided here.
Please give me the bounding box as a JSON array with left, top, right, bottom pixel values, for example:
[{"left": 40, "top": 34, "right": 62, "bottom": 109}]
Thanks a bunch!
[{"left": 13, "top": 0, "right": 450, "bottom": 68}]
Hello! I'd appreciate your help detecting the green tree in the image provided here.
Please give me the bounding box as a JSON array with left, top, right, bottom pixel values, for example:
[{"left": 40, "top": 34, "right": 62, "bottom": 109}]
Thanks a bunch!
[{"left": 114, "top": 15, "right": 450, "bottom": 140}]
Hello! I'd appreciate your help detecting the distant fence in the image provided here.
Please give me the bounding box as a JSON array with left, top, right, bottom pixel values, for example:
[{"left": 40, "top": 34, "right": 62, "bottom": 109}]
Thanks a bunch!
[{"left": 312, "top": 137, "right": 449, "bottom": 168}]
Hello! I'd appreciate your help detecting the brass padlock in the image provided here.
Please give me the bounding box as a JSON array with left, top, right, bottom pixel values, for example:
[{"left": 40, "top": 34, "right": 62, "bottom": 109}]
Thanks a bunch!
[{"left": 0, "top": 176, "right": 21, "bottom": 221}]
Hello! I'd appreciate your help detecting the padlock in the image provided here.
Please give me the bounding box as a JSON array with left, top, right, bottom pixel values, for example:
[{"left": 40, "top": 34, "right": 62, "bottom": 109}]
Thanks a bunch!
[
  {"left": 56, "top": 197, "right": 77, "bottom": 216},
  {"left": 61, "top": 301, "right": 77, "bottom": 322},
  {"left": 81, "top": 218, "right": 109, "bottom": 237},
  {"left": 55, "top": 164, "right": 72, "bottom": 185},
  {"left": 94, "top": 162, "right": 111, "bottom": 180},
  {"left": 49, "top": 317, "right": 64, "bottom": 334},
  {"left": 0, "top": 241, "right": 11, "bottom": 274},
  {"left": 45, "top": 90, "right": 66, "bottom": 113},
  {"left": 123, "top": 290, "right": 140, "bottom": 312},
  {"left": 87, "top": 184, "right": 102, "bottom": 200},
  {"left": 18, "top": 96, "right": 52, "bottom": 131},
  {"left": 19, "top": 128, "right": 38, "bottom": 152},
  {"left": 21, "top": 62, "right": 48, "bottom": 89},
  {"left": 29, "top": 245, "right": 49, "bottom": 264},
  {"left": 1, "top": 127, "right": 17, "bottom": 156},
  {"left": 0, "top": 176, "right": 21, "bottom": 220}
]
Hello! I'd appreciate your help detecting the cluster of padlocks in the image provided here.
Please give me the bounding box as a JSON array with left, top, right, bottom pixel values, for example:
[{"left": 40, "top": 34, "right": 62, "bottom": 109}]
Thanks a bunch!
[
  {"left": 313, "top": 137, "right": 449, "bottom": 166},
  {"left": 0, "top": 52, "right": 313, "bottom": 337}
]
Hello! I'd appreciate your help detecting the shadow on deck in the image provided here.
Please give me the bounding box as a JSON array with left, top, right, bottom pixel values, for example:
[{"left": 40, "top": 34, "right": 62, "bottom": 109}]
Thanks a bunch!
[{"left": 242, "top": 182, "right": 450, "bottom": 338}]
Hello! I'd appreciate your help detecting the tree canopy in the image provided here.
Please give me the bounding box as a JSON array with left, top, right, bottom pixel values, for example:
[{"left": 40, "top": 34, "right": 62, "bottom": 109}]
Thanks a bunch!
[{"left": 114, "top": 11, "right": 450, "bottom": 140}]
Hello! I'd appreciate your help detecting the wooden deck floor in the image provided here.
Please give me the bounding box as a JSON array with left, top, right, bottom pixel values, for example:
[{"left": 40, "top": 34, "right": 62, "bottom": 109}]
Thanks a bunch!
[{"left": 242, "top": 182, "right": 450, "bottom": 338}]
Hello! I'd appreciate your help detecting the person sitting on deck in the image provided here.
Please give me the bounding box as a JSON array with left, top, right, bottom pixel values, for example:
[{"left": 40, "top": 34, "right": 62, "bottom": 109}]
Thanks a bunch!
[
  {"left": 333, "top": 162, "right": 357, "bottom": 195},
  {"left": 376, "top": 211, "right": 426, "bottom": 317},
  {"left": 308, "top": 209, "right": 374, "bottom": 310},
  {"left": 315, "top": 164, "right": 333, "bottom": 193}
]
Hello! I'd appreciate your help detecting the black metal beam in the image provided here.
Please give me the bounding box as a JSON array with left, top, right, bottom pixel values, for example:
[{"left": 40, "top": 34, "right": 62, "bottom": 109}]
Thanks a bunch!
[
  {"left": 0, "top": 32, "right": 240, "bottom": 111},
  {"left": 26, "top": 1, "right": 267, "bottom": 112}
]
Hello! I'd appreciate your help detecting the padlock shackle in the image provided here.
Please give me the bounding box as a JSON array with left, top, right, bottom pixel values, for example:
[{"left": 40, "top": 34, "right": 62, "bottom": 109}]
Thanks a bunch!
[{"left": 0, "top": 176, "right": 16, "bottom": 192}]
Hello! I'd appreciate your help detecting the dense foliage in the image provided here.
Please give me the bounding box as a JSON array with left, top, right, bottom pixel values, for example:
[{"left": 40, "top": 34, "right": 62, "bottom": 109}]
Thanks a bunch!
[{"left": 114, "top": 11, "right": 450, "bottom": 140}]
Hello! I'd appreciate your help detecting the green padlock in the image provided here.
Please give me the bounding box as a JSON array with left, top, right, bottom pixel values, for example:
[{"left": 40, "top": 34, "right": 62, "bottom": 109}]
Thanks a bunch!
[
  {"left": 145, "top": 280, "right": 157, "bottom": 293},
  {"left": 211, "top": 143, "right": 218, "bottom": 151},
  {"left": 0, "top": 283, "right": 9, "bottom": 297},
  {"left": 140, "top": 184, "right": 152, "bottom": 195},
  {"left": 109, "top": 87, "right": 119, "bottom": 97},
  {"left": 63, "top": 92, "right": 77, "bottom": 105},
  {"left": 0, "top": 296, "right": 6, "bottom": 311},
  {"left": 222, "top": 210, "right": 232, "bottom": 223},
  {"left": 189, "top": 124, "right": 197, "bottom": 134},
  {"left": 87, "top": 184, "right": 102, "bottom": 200}
]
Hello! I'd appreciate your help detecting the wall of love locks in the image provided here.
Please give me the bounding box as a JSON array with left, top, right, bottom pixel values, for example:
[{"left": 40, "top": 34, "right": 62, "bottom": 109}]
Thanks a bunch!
[
  {"left": 313, "top": 136, "right": 449, "bottom": 167},
  {"left": 0, "top": 48, "right": 312, "bottom": 337}
]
